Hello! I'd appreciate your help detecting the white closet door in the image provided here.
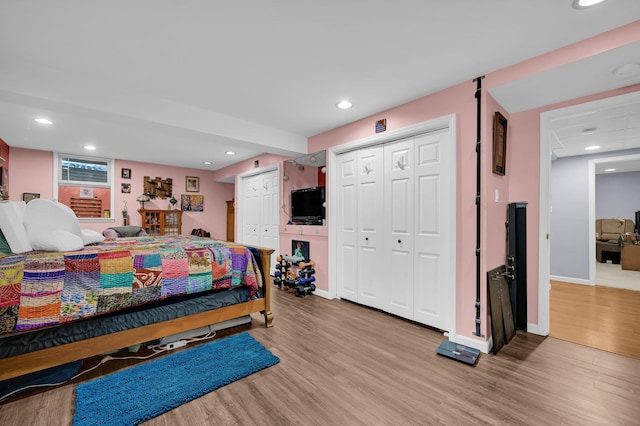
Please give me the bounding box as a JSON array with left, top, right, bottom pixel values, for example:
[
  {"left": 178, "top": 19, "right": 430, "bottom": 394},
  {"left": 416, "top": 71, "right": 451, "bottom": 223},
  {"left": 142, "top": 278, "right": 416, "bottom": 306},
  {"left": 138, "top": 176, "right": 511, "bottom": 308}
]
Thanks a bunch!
[
  {"left": 336, "top": 151, "right": 358, "bottom": 302},
  {"left": 413, "top": 129, "right": 451, "bottom": 331},
  {"left": 357, "top": 146, "right": 385, "bottom": 309},
  {"left": 260, "top": 170, "right": 280, "bottom": 275},
  {"left": 384, "top": 137, "right": 415, "bottom": 319},
  {"left": 242, "top": 175, "right": 261, "bottom": 246},
  {"left": 260, "top": 170, "right": 280, "bottom": 249}
]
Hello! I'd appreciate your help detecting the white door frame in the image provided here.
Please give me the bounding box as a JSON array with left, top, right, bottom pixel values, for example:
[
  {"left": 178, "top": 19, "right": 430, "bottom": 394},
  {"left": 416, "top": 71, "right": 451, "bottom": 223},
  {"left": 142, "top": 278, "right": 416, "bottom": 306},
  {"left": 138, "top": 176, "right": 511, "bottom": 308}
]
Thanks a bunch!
[
  {"left": 538, "top": 90, "right": 640, "bottom": 337},
  {"left": 236, "top": 163, "right": 281, "bottom": 246},
  {"left": 328, "top": 114, "right": 457, "bottom": 337}
]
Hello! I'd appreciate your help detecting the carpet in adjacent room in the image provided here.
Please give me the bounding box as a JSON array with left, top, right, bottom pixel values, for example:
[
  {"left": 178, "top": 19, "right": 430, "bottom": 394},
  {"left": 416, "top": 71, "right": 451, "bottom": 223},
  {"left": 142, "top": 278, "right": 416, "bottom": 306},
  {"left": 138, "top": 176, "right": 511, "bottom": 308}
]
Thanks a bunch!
[{"left": 73, "top": 332, "right": 279, "bottom": 426}]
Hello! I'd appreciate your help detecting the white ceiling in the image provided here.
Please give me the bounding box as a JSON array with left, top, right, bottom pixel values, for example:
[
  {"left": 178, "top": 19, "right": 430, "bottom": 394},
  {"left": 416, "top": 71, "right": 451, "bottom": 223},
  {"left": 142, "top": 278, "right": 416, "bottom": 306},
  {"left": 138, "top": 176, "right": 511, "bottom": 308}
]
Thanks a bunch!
[{"left": 0, "top": 1, "right": 639, "bottom": 172}]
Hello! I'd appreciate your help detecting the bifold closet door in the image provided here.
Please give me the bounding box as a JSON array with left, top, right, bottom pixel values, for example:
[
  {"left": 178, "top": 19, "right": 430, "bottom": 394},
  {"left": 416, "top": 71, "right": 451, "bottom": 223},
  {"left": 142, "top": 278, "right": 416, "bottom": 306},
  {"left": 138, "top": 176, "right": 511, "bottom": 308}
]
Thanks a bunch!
[
  {"left": 242, "top": 175, "right": 261, "bottom": 247},
  {"left": 356, "top": 146, "right": 385, "bottom": 310},
  {"left": 413, "top": 130, "right": 451, "bottom": 331},
  {"left": 336, "top": 151, "right": 358, "bottom": 302},
  {"left": 260, "top": 170, "right": 280, "bottom": 250},
  {"left": 384, "top": 138, "right": 414, "bottom": 319},
  {"left": 260, "top": 170, "right": 280, "bottom": 275}
]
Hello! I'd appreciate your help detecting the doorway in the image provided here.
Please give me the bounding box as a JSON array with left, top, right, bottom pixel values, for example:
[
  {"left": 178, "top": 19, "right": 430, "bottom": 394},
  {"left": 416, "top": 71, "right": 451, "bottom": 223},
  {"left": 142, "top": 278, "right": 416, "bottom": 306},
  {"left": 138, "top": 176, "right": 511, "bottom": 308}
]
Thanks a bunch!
[{"left": 539, "top": 90, "right": 640, "bottom": 338}]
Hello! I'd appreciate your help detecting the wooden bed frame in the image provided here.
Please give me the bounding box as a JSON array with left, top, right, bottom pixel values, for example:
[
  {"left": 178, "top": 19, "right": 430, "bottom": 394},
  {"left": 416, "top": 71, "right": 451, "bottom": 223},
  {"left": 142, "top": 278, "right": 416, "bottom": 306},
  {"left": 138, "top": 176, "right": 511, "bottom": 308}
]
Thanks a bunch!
[{"left": 0, "top": 246, "right": 274, "bottom": 382}]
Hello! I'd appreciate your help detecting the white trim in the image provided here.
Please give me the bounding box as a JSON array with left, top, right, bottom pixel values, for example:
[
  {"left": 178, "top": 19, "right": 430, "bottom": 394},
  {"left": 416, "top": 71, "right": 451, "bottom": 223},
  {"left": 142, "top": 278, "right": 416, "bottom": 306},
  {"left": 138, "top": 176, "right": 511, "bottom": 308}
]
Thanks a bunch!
[
  {"left": 451, "top": 333, "right": 491, "bottom": 354},
  {"left": 549, "top": 275, "right": 593, "bottom": 286},
  {"left": 538, "top": 90, "right": 640, "bottom": 338},
  {"left": 588, "top": 159, "right": 597, "bottom": 285},
  {"left": 328, "top": 114, "right": 456, "bottom": 333},
  {"left": 311, "top": 288, "right": 331, "bottom": 299},
  {"left": 526, "top": 323, "right": 540, "bottom": 335}
]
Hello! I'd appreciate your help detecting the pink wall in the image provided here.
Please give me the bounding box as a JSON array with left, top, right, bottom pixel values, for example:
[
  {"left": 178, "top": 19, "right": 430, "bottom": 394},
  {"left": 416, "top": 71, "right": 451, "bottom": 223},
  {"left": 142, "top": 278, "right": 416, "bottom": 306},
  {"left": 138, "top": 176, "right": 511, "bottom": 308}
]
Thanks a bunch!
[
  {"left": 114, "top": 159, "right": 234, "bottom": 239},
  {"left": 483, "top": 95, "right": 510, "bottom": 274},
  {"left": 8, "top": 148, "right": 54, "bottom": 201},
  {"left": 7, "top": 147, "right": 235, "bottom": 238},
  {"left": 211, "top": 153, "right": 291, "bottom": 183}
]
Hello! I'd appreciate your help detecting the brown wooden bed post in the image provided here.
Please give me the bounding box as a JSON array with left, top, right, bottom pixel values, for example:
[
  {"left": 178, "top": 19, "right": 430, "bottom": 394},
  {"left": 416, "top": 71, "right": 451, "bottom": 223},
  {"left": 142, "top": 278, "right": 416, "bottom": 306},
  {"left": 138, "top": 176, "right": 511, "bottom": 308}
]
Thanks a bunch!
[{"left": 256, "top": 246, "right": 275, "bottom": 327}]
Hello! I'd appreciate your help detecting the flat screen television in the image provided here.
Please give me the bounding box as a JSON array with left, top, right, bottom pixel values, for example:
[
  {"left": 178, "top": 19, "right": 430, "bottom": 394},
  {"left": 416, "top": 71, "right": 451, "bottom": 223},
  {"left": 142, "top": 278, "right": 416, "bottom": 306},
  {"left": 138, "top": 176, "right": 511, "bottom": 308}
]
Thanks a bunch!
[{"left": 291, "top": 186, "right": 325, "bottom": 225}]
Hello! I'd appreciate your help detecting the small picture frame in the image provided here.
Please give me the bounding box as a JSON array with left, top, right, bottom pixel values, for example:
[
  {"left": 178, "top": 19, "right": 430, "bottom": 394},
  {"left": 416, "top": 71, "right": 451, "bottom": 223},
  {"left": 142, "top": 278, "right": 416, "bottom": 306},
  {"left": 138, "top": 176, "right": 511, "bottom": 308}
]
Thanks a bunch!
[
  {"left": 186, "top": 176, "right": 199, "bottom": 192},
  {"left": 121, "top": 168, "right": 131, "bottom": 179},
  {"left": 492, "top": 111, "right": 508, "bottom": 176},
  {"left": 121, "top": 183, "right": 131, "bottom": 193},
  {"left": 23, "top": 192, "right": 40, "bottom": 203}
]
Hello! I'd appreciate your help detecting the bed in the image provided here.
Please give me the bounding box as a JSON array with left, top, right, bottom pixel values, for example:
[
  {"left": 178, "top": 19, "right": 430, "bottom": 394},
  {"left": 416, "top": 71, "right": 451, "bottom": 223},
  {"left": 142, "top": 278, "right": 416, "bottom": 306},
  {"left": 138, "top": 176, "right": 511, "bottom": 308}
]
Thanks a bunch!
[{"left": 0, "top": 235, "right": 274, "bottom": 382}]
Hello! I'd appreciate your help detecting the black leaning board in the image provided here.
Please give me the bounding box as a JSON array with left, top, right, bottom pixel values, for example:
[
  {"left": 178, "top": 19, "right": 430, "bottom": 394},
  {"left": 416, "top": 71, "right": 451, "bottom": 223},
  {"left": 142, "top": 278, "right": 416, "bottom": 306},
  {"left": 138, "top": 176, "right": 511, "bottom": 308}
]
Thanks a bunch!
[
  {"left": 436, "top": 340, "right": 480, "bottom": 366},
  {"left": 487, "top": 265, "right": 516, "bottom": 354}
]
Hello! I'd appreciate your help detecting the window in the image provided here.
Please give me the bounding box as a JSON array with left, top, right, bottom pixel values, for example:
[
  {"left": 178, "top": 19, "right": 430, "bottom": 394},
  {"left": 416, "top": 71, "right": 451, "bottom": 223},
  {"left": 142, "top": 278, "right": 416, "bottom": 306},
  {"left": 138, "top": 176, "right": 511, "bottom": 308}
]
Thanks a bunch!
[{"left": 54, "top": 153, "right": 115, "bottom": 221}]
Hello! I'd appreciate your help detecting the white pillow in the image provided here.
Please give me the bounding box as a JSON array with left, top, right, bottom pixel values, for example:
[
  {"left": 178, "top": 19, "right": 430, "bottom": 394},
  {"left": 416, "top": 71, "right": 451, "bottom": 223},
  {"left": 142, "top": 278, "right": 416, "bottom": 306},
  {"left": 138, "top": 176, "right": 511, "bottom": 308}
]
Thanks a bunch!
[
  {"left": 81, "top": 229, "right": 105, "bottom": 245},
  {"left": 0, "top": 201, "right": 32, "bottom": 253},
  {"left": 29, "top": 230, "right": 84, "bottom": 252},
  {"left": 24, "top": 199, "right": 84, "bottom": 252}
]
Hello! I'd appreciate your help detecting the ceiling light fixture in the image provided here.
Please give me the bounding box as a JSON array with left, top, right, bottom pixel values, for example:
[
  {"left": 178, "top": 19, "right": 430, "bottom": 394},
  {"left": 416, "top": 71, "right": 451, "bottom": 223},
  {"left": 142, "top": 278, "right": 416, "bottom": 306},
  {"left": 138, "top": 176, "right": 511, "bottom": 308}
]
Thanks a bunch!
[
  {"left": 336, "top": 100, "right": 353, "bottom": 110},
  {"left": 613, "top": 63, "right": 640, "bottom": 79},
  {"left": 584, "top": 145, "right": 600, "bottom": 151},
  {"left": 34, "top": 117, "right": 53, "bottom": 125},
  {"left": 572, "top": 0, "right": 607, "bottom": 9},
  {"left": 203, "top": 161, "right": 212, "bottom": 165},
  {"left": 604, "top": 168, "right": 616, "bottom": 172},
  {"left": 225, "top": 151, "right": 235, "bottom": 155},
  {"left": 84, "top": 145, "right": 96, "bottom": 151}
]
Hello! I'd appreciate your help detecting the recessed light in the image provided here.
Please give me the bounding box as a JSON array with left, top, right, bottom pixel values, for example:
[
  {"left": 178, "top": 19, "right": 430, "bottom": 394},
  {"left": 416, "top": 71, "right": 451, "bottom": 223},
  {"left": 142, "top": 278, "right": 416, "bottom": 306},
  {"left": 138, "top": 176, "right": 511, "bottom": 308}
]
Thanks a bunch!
[
  {"left": 84, "top": 145, "right": 96, "bottom": 151},
  {"left": 604, "top": 168, "right": 616, "bottom": 172},
  {"left": 572, "top": 0, "right": 607, "bottom": 9},
  {"left": 585, "top": 145, "right": 600, "bottom": 151},
  {"left": 225, "top": 151, "right": 235, "bottom": 155},
  {"left": 203, "top": 161, "right": 212, "bottom": 165},
  {"left": 336, "top": 100, "right": 353, "bottom": 110},
  {"left": 613, "top": 63, "right": 640, "bottom": 79},
  {"left": 581, "top": 127, "right": 597, "bottom": 135},
  {"left": 34, "top": 117, "right": 53, "bottom": 125}
]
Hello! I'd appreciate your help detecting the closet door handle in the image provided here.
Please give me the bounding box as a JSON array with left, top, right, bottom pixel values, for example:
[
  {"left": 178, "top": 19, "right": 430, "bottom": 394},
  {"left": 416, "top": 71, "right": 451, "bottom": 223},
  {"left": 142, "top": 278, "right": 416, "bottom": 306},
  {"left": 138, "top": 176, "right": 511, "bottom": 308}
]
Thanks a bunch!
[
  {"left": 398, "top": 239, "right": 402, "bottom": 244},
  {"left": 365, "top": 237, "right": 369, "bottom": 241}
]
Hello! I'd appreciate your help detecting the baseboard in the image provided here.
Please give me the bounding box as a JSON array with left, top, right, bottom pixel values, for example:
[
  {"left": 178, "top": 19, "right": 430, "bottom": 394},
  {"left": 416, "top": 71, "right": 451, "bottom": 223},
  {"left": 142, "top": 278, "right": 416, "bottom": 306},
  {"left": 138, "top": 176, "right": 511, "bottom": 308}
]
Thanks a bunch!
[
  {"left": 527, "top": 323, "right": 546, "bottom": 336},
  {"left": 312, "top": 288, "right": 332, "bottom": 299},
  {"left": 549, "top": 275, "right": 593, "bottom": 286},
  {"left": 449, "top": 333, "right": 491, "bottom": 354}
]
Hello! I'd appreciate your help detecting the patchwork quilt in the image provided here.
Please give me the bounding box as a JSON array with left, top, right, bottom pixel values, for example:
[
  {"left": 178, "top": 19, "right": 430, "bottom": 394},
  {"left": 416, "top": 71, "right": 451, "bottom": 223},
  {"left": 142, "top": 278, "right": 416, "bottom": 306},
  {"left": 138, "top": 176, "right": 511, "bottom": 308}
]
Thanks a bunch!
[{"left": 0, "top": 236, "right": 262, "bottom": 335}]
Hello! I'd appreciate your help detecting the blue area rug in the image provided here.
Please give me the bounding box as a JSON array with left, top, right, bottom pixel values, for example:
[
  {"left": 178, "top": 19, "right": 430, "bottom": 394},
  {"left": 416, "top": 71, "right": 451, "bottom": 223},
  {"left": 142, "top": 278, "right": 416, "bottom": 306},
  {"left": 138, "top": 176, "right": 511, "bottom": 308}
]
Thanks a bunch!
[{"left": 73, "top": 332, "right": 279, "bottom": 426}]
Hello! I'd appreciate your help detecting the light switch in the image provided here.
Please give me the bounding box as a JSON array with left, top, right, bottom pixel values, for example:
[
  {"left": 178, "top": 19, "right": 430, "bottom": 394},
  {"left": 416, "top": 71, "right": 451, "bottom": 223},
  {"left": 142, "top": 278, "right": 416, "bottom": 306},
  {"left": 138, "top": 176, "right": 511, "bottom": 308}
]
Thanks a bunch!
[{"left": 495, "top": 189, "right": 499, "bottom": 202}]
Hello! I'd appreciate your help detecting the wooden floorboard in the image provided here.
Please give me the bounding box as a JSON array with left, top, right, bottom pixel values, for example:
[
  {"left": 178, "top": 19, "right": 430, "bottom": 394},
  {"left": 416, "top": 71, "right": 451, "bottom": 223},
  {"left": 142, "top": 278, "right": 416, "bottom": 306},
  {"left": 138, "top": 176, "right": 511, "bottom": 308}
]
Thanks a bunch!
[
  {"left": 2, "top": 285, "right": 640, "bottom": 425},
  {"left": 550, "top": 280, "right": 640, "bottom": 360}
]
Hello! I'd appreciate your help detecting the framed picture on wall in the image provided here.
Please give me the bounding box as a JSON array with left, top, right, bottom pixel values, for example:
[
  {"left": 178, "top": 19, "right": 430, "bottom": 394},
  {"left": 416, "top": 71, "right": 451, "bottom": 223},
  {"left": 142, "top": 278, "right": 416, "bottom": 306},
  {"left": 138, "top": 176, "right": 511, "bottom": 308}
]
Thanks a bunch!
[
  {"left": 492, "top": 111, "right": 508, "bottom": 176},
  {"left": 186, "top": 176, "right": 199, "bottom": 192},
  {"left": 121, "top": 168, "right": 131, "bottom": 179},
  {"left": 23, "top": 193, "right": 40, "bottom": 203}
]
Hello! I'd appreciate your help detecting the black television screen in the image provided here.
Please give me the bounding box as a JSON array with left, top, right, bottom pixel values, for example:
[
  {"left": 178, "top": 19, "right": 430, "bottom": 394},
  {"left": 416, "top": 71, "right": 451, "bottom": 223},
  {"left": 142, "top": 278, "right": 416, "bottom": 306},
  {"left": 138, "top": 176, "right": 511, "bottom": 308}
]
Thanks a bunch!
[{"left": 291, "top": 186, "right": 325, "bottom": 224}]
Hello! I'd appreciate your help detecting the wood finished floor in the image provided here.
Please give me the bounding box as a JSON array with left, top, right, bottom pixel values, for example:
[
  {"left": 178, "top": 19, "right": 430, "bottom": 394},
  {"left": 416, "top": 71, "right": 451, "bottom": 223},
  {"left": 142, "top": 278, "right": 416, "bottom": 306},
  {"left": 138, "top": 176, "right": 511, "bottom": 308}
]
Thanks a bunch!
[
  {"left": 2, "top": 286, "right": 640, "bottom": 425},
  {"left": 550, "top": 280, "right": 640, "bottom": 360}
]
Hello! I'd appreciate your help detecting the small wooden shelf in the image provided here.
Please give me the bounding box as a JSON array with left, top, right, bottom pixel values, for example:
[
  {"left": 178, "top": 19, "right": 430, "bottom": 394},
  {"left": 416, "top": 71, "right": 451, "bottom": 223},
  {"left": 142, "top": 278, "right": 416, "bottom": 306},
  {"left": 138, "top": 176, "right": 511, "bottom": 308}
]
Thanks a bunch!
[
  {"left": 70, "top": 196, "right": 102, "bottom": 218},
  {"left": 139, "top": 209, "right": 182, "bottom": 236}
]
